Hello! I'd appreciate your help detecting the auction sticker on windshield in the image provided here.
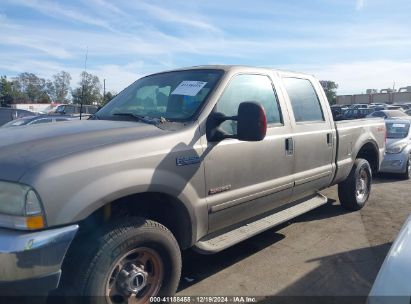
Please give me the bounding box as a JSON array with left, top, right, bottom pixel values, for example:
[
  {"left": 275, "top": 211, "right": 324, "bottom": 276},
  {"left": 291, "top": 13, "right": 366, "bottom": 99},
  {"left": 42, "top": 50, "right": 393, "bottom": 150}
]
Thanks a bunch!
[{"left": 171, "top": 81, "right": 207, "bottom": 96}]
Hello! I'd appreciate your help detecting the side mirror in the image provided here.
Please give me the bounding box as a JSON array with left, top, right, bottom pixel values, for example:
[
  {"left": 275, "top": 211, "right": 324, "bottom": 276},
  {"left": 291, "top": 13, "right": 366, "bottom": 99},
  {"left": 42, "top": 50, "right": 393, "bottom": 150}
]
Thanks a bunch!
[
  {"left": 237, "top": 102, "right": 267, "bottom": 141},
  {"left": 206, "top": 101, "right": 267, "bottom": 142}
]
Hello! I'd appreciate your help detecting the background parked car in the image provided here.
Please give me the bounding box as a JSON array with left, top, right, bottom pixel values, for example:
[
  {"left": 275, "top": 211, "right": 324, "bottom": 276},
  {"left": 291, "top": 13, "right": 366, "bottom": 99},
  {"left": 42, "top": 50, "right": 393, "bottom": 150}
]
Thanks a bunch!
[
  {"left": 337, "top": 104, "right": 351, "bottom": 111},
  {"left": 370, "top": 103, "right": 388, "bottom": 108},
  {"left": 0, "top": 107, "right": 34, "bottom": 126},
  {"left": 350, "top": 103, "right": 369, "bottom": 109},
  {"left": 38, "top": 104, "right": 62, "bottom": 114},
  {"left": 367, "top": 110, "right": 410, "bottom": 119},
  {"left": 392, "top": 104, "right": 410, "bottom": 110},
  {"left": 330, "top": 105, "right": 346, "bottom": 120},
  {"left": 379, "top": 119, "right": 411, "bottom": 179},
  {"left": 369, "top": 215, "right": 411, "bottom": 303},
  {"left": 343, "top": 108, "right": 374, "bottom": 119},
  {"left": 52, "top": 104, "right": 99, "bottom": 118},
  {"left": 369, "top": 105, "right": 386, "bottom": 111},
  {"left": 386, "top": 105, "right": 403, "bottom": 111},
  {"left": 1, "top": 115, "right": 73, "bottom": 128}
]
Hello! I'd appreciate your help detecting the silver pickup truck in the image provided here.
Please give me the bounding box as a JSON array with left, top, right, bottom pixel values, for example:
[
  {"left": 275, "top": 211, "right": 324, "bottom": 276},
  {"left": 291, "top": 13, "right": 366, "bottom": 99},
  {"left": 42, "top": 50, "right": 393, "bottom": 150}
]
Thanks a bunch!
[{"left": 0, "top": 66, "right": 385, "bottom": 300}]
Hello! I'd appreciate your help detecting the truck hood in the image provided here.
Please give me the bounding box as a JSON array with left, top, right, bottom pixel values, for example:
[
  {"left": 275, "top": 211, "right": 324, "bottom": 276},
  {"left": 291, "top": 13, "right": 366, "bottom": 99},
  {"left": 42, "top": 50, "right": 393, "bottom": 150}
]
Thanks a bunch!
[{"left": 0, "top": 120, "right": 167, "bottom": 182}]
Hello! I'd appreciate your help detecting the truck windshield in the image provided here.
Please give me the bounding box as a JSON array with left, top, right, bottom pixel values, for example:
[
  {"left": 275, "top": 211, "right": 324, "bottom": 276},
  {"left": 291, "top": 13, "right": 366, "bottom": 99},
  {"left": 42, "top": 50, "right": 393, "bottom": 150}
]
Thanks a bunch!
[
  {"left": 96, "top": 69, "right": 224, "bottom": 122},
  {"left": 386, "top": 122, "right": 410, "bottom": 139}
]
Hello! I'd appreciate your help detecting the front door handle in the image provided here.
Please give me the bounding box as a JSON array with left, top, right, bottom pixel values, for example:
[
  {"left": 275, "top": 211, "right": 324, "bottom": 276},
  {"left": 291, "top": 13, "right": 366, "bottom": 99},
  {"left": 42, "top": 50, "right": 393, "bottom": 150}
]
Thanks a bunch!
[
  {"left": 327, "top": 133, "right": 333, "bottom": 146},
  {"left": 285, "top": 138, "right": 294, "bottom": 155}
]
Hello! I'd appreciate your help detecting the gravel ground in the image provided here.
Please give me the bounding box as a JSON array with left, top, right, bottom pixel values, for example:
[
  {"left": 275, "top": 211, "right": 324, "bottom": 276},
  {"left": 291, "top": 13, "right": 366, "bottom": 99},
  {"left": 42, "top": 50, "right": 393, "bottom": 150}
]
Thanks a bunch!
[{"left": 177, "top": 174, "right": 411, "bottom": 301}]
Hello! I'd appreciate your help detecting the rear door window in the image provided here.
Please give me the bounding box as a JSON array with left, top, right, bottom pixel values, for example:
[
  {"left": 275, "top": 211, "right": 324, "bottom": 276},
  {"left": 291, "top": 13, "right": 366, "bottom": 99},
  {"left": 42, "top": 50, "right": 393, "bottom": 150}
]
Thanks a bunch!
[{"left": 283, "top": 77, "right": 325, "bottom": 123}]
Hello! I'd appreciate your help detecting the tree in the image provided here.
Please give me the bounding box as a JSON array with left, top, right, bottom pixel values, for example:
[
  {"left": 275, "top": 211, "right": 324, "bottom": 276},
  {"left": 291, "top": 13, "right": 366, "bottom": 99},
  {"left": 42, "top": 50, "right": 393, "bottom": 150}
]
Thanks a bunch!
[
  {"left": 0, "top": 76, "right": 14, "bottom": 107},
  {"left": 72, "top": 71, "right": 102, "bottom": 105},
  {"left": 45, "top": 79, "right": 55, "bottom": 101},
  {"left": 12, "top": 72, "right": 50, "bottom": 103},
  {"left": 103, "top": 91, "right": 117, "bottom": 105},
  {"left": 320, "top": 80, "right": 338, "bottom": 105},
  {"left": 52, "top": 71, "right": 71, "bottom": 102}
]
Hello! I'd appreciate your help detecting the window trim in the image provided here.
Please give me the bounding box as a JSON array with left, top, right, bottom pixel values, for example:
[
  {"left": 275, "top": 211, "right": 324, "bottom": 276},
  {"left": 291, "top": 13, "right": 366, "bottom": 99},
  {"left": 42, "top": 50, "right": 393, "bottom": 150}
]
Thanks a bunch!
[
  {"left": 216, "top": 72, "right": 284, "bottom": 128},
  {"left": 282, "top": 76, "right": 326, "bottom": 124}
]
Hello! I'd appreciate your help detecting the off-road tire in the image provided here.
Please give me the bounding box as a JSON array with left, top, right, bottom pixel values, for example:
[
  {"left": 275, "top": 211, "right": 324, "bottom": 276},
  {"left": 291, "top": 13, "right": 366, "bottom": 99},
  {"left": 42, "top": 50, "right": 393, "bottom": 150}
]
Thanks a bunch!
[{"left": 338, "top": 158, "right": 372, "bottom": 211}]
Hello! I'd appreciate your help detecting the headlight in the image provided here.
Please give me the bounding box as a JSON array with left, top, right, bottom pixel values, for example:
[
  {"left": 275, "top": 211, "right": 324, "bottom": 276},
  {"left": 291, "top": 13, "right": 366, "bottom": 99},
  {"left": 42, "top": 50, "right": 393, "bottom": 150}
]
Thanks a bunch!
[
  {"left": 0, "top": 181, "right": 45, "bottom": 230},
  {"left": 386, "top": 143, "right": 408, "bottom": 154}
]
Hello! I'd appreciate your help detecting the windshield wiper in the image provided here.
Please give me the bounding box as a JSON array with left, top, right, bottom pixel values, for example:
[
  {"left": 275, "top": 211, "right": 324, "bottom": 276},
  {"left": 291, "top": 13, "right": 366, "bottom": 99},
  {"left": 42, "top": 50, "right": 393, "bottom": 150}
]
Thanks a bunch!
[{"left": 112, "top": 113, "right": 168, "bottom": 125}]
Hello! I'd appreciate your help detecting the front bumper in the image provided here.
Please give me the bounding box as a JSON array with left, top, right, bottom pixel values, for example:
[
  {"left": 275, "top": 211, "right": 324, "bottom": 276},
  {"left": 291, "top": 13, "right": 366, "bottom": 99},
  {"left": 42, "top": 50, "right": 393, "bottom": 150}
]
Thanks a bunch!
[
  {"left": 0, "top": 224, "right": 78, "bottom": 295},
  {"left": 380, "top": 153, "right": 408, "bottom": 173}
]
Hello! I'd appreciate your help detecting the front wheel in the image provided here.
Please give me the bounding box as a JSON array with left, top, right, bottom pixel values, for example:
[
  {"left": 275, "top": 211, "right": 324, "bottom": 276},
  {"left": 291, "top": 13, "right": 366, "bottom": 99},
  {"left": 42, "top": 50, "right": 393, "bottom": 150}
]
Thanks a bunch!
[
  {"left": 338, "top": 158, "right": 372, "bottom": 211},
  {"left": 64, "top": 217, "right": 181, "bottom": 303},
  {"left": 399, "top": 156, "right": 411, "bottom": 180}
]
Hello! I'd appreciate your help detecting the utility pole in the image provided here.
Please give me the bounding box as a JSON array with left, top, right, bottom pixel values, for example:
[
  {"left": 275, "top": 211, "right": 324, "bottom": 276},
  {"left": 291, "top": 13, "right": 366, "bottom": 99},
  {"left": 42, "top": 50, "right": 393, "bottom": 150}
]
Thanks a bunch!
[{"left": 80, "top": 47, "right": 88, "bottom": 120}]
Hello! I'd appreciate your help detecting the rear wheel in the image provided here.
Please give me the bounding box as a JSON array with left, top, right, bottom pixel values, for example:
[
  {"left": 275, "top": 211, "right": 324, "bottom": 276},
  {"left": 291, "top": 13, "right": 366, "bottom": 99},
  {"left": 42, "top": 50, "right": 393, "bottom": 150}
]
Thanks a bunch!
[
  {"left": 62, "top": 217, "right": 181, "bottom": 303},
  {"left": 338, "top": 158, "right": 372, "bottom": 211}
]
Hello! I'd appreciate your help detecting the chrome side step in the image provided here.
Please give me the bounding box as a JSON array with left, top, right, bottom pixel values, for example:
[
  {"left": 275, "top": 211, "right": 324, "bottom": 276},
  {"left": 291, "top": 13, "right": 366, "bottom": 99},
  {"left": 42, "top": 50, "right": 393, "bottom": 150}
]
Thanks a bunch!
[{"left": 194, "top": 193, "right": 328, "bottom": 253}]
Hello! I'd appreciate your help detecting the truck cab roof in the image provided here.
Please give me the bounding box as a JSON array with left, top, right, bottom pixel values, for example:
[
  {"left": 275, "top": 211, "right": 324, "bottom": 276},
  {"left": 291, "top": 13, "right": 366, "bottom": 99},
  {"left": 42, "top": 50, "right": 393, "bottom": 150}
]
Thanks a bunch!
[{"left": 150, "top": 65, "right": 314, "bottom": 78}]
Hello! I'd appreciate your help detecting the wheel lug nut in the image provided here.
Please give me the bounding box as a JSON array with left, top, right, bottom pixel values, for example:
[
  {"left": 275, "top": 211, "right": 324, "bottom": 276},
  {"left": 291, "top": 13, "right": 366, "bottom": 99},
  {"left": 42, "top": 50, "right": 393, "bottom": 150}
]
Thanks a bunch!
[{"left": 120, "top": 269, "right": 129, "bottom": 277}]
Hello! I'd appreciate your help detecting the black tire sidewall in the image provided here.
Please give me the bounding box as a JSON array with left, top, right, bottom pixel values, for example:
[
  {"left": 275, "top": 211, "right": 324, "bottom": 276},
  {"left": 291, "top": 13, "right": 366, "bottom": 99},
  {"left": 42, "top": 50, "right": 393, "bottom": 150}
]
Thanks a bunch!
[
  {"left": 338, "top": 158, "right": 372, "bottom": 211},
  {"left": 400, "top": 157, "right": 411, "bottom": 180},
  {"left": 84, "top": 219, "right": 181, "bottom": 299},
  {"left": 354, "top": 160, "right": 372, "bottom": 206}
]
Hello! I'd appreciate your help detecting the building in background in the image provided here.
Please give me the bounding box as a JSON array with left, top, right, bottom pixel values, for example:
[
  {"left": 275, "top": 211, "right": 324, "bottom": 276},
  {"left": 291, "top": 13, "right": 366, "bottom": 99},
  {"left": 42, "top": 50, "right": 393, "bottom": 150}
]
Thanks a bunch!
[
  {"left": 11, "top": 102, "right": 62, "bottom": 114},
  {"left": 337, "top": 86, "right": 411, "bottom": 105}
]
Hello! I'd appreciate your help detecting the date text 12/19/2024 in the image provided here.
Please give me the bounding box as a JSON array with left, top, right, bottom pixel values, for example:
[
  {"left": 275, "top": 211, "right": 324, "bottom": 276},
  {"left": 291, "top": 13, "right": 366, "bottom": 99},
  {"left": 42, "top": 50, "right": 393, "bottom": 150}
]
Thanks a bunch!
[{"left": 149, "top": 297, "right": 257, "bottom": 303}]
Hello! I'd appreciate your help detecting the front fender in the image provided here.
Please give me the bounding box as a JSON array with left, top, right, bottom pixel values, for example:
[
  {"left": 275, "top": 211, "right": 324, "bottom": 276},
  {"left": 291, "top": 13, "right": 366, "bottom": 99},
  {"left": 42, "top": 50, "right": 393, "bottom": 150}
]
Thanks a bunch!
[
  {"left": 55, "top": 168, "right": 206, "bottom": 238},
  {"left": 74, "top": 169, "right": 198, "bottom": 219}
]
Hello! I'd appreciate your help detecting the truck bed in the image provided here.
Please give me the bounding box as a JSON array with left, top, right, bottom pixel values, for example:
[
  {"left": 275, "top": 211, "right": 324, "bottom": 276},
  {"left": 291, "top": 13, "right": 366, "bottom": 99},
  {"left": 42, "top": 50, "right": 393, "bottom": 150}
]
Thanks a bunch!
[{"left": 332, "top": 118, "right": 386, "bottom": 185}]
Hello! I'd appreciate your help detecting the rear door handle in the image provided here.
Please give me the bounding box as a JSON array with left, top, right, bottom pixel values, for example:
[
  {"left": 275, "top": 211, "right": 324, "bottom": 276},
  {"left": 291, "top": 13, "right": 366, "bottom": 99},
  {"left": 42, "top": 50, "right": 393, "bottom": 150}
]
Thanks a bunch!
[{"left": 285, "top": 138, "right": 294, "bottom": 155}]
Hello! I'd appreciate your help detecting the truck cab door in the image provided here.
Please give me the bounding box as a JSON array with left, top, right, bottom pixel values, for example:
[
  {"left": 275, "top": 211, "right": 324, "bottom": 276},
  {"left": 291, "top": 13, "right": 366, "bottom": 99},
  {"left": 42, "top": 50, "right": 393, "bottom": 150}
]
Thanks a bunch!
[
  {"left": 203, "top": 73, "right": 295, "bottom": 233},
  {"left": 280, "top": 76, "right": 335, "bottom": 201}
]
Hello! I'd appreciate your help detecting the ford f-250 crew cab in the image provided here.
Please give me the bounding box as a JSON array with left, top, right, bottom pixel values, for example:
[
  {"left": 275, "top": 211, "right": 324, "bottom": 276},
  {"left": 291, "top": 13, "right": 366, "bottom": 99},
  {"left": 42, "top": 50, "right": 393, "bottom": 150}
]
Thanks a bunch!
[{"left": 0, "top": 66, "right": 385, "bottom": 301}]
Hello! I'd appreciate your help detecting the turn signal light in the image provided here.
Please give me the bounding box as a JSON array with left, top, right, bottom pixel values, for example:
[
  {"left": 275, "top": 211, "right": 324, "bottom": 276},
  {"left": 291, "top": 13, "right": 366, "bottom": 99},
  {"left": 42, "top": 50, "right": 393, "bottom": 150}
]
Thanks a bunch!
[{"left": 26, "top": 215, "right": 45, "bottom": 230}]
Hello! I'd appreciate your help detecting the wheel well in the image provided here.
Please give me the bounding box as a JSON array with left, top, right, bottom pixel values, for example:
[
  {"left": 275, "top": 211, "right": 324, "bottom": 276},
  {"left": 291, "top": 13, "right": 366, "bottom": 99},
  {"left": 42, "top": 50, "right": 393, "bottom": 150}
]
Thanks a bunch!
[
  {"left": 356, "top": 142, "right": 379, "bottom": 172},
  {"left": 78, "top": 192, "right": 194, "bottom": 249}
]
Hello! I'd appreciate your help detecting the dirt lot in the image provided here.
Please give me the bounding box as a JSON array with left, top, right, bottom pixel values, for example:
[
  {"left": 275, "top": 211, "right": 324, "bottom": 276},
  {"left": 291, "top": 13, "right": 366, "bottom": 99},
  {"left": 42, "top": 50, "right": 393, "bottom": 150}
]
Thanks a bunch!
[{"left": 177, "top": 174, "right": 411, "bottom": 300}]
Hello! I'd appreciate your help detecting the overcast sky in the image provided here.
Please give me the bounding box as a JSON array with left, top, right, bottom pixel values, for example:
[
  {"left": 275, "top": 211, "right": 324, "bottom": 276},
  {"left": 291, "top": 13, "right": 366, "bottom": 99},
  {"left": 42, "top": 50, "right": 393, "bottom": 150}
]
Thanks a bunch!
[{"left": 0, "top": 0, "right": 410, "bottom": 95}]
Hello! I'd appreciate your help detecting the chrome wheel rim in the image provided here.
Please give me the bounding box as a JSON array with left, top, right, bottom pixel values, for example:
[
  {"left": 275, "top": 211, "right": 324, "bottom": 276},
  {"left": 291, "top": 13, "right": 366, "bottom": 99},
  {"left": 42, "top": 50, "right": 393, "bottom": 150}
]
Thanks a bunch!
[
  {"left": 106, "top": 247, "right": 163, "bottom": 304},
  {"left": 356, "top": 167, "right": 369, "bottom": 202}
]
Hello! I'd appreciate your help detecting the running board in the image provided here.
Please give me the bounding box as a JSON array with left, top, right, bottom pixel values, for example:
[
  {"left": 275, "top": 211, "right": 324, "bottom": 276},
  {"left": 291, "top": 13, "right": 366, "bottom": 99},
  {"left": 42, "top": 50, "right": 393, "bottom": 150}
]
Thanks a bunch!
[{"left": 194, "top": 193, "right": 328, "bottom": 254}]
